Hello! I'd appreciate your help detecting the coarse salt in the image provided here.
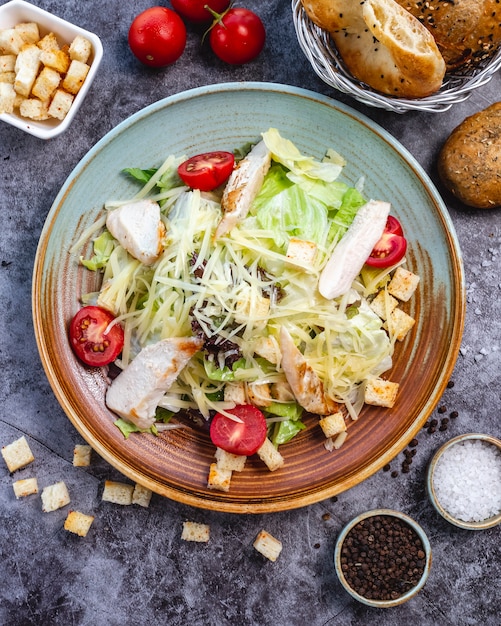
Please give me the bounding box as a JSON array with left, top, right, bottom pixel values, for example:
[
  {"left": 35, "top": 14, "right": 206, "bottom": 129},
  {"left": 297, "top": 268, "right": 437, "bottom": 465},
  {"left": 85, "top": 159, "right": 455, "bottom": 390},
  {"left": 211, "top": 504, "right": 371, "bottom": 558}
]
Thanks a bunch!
[{"left": 433, "top": 440, "right": 501, "bottom": 522}]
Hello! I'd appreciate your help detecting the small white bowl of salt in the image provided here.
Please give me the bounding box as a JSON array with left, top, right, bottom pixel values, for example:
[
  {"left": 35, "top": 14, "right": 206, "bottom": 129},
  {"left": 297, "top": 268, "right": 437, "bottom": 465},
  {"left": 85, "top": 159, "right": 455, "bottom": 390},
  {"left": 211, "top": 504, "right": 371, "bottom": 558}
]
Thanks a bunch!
[{"left": 427, "top": 433, "right": 501, "bottom": 530}]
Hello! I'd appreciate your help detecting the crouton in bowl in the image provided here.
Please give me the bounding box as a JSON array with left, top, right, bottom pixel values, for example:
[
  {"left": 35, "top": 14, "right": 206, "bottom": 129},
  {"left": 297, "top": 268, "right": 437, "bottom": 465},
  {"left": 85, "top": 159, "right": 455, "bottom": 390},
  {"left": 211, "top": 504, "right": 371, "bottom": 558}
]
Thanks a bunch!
[{"left": 0, "top": 0, "right": 102, "bottom": 139}]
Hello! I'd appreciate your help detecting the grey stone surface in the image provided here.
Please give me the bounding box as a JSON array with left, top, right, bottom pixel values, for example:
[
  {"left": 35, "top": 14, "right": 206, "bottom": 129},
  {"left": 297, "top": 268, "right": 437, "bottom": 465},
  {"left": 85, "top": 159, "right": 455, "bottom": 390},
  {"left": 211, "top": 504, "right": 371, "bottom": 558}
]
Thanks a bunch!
[{"left": 1, "top": 1, "right": 500, "bottom": 625}]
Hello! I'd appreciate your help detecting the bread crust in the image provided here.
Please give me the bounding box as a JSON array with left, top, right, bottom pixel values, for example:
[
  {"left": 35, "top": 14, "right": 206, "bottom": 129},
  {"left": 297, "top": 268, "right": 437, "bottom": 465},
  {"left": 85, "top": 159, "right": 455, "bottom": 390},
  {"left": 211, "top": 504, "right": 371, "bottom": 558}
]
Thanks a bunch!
[
  {"left": 395, "top": 0, "right": 501, "bottom": 70},
  {"left": 438, "top": 102, "right": 501, "bottom": 209},
  {"left": 301, "top": 0, "right": 446, "bottom": 98}
]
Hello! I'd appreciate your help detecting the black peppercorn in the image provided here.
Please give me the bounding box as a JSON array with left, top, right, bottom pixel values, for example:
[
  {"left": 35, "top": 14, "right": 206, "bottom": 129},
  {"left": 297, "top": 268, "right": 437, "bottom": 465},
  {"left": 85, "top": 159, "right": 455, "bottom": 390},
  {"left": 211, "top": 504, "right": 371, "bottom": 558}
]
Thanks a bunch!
[{"left": 339, "top": 515, "right": 427, "bottom": 602}]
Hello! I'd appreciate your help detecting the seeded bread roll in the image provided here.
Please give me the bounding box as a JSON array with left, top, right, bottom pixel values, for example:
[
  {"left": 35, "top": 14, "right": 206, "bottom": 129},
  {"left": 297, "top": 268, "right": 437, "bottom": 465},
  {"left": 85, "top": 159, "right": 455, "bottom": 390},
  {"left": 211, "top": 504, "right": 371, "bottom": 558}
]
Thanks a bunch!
[
  {"left": 394, "top": 0, "right": 501, "bottom": 70},
  {"left": 437, "top": 102, "right": 501, "bottom": 209},
  {"left": 301, "top": 0, "right": 446, "bottom": 98}
]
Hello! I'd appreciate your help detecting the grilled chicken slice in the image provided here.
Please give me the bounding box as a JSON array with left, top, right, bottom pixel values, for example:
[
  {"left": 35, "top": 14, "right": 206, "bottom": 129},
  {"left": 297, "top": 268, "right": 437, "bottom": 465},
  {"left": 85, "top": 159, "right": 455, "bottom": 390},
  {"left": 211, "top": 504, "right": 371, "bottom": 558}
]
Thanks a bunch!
[
  {"left": 214, "top": 140, "right": 271, "bottom": 239},
  {"left": 106, "top": 199, "right": 166, "bottom": 266},
  {"left": 319, "top": 199, "right": 391, "bottom": 300},
  {"left": 279, "top": 326, "right": 340, "bottom": 415},
  {"left": 106, "top": 336, "right": 203, "bottom": 429}
]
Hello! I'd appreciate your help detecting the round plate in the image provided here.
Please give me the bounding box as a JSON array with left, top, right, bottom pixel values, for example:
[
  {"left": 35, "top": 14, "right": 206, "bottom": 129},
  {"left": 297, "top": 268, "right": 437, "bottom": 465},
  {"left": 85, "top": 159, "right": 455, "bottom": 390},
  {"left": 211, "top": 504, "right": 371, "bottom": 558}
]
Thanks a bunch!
[{"left": 32, "top": 83, "right": 465, "bottom": 513}]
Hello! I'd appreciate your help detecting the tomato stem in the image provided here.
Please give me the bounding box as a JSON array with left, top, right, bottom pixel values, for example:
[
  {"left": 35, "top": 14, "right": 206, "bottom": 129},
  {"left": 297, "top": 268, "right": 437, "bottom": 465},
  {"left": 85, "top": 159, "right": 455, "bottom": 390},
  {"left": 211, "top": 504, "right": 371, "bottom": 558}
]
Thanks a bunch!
[{"left": 202, "top": 3, "right": 232, "bottom": 42}]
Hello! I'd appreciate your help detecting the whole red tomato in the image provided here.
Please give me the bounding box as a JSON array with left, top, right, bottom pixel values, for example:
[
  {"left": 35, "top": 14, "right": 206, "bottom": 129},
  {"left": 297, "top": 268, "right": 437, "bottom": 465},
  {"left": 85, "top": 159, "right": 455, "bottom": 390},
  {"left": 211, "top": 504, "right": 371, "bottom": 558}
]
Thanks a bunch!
[
  {"left": 128, "top": 7, "right": 186, "bottom": 67},
  {"left": 171, "top": 0, "right": 231, "bottom": 24},
  {"left": 209, "top": 8, "right": 266, "bottom": 65}
]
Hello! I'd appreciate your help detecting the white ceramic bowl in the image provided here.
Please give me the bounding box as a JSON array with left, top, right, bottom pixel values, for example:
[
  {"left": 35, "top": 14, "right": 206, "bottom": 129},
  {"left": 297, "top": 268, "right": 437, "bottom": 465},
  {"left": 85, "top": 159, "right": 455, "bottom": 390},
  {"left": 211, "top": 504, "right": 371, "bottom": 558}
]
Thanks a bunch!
[
  {"left": 427, "top": 433, "right": 501, "bottom": 530},
  {"left": 0, "top": 0, "right": 103, "bottom": 139}
]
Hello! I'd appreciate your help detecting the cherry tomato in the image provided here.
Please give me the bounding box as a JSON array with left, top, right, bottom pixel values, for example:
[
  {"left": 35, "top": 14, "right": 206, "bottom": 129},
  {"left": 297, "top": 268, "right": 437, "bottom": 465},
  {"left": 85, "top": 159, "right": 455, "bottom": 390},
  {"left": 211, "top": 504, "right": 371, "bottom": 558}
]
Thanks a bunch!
[
  {"left": 178, "top": 151, "right": 235, "bottom": 191},
  {"left": 365, "top": 217, "right": 408, "bottom": 268},
  {"left": 128, "top": 7, "right": 186, "bottom": 67},
  {"left": 209, "top": 8, "right": 266, "bottom": 65},
  {"left": 171, "top": 0, "right": 231, "bottom": 24},
  {"left": 210, "top": 405, "right": 267, "bottom": 456},
  {"left": 69, "top": 306, "right": 124, "bottom": 367}
]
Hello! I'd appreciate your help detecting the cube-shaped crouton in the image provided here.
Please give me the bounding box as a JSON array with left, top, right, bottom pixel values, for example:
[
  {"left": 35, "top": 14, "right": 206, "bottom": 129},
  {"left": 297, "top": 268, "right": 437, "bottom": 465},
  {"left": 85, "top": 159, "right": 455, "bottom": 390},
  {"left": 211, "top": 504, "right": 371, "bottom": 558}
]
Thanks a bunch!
[
  {"left": 223, "top": 381, "right": 246, "bottom": 405},
  {"left": 271, "top": 380, "right": 295, "bottom": 403},
  {"left": 234, "top": 291, "right": 270, "bottom": 327},
  {"left": 14, "top": 43, "right": 41, "bottom": 97},
  {"left": 253, "top": 335, "right": 281, "bottom": 365},
  {"left": 15, "top": 22, "right": 40, "bottom": 45},
  {"left": 69, "top": 35, "right": 92, "bottom": 63},
  {"left": 286, "top": 238, "right": 318, "bottom": 265},
  {"left": 37, "top": 32, "right": 60, "bottom": 53},
  {"left": 0, "top": 28, "right": 25, "bottom": 55},
  {"left": 246, "top": 381, "right": 272, "bottom": 407},
  {"left": 64, "top": 510, "right": 95, "bottom": 537},
  {"left": 181, "top": 521, "right": 210, "bottom": 543},
  {"left": 40, "top": 48, "right": 70, "bottom": 73},
  {"left": 72, "top": 444, "right": 92, "bottom": 467},
  {"left": 253, "top": 530, "right": 282, "bottom": 562},
  {"left": 132, "top": 483, "right": 153, "bottom": 508},
  {"left": 101, "top": 480, "right": 134, "bottom": 505},
  {"left": 0, "top": 54, "right": 16, "bottom": 72},
  {"left": 369, "top": 289, "right": 399, "bottom": 320},
  {"left": 47, "top": 89, "right": 73, "bottom": 120},
  {"left": 319, "top": 412, "right": 347, "bottom": 439},
  {"left": 0, "top": 71, "right": 15, "bottom": 84},
  {"left": 386, "top": 307, "right": 416, "bottom": 342},
  {"left": 32, "top": 66, "right": 61, "bottom": 101},
  {"left": 388, "top": 267, "right": 420, "bottom": 302},
  {"left": 207, "top": 462, "right": 232, "bottom": 492},
  {"left": 257, "top": 438, "right": 284, "bottom": 472},
  {"left": 215, "top": 447, "right": 247, "bottom": 472},
  {"left": 62, "top": 59, "right": 89, "bottom": 94},
  {"left": 364, "top": 378, "right": 399, "bottom": 408},
  {"left": 13, "top": 477, "right": 38, "bottom": 498},
  {"left": 19, "top": 97, "right": 49, "bottom": 120},
  {"left": 0, "top": 82, "right": 16, "bottom": 113},
  {"left": 41, "top": 481, "right": 70, "bottom": 512},
  {"left": 1, "top": 436, "right": 35, "bottom": 472}
]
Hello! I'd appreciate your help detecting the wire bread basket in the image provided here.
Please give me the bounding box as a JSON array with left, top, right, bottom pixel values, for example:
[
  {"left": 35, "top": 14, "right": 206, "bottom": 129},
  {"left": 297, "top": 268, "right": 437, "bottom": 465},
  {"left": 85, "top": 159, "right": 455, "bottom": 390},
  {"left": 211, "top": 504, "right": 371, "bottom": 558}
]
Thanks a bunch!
[{"left": 292, "top": 0, "right": 501, "bottom": 113}]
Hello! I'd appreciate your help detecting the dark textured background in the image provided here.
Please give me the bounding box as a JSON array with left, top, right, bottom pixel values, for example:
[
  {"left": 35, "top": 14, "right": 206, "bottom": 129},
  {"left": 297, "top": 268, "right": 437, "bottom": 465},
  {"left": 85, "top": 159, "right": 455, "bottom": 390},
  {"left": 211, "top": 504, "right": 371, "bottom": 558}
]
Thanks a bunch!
[{"left": 1, "top": 1, "right": 500, "bottom": 624}]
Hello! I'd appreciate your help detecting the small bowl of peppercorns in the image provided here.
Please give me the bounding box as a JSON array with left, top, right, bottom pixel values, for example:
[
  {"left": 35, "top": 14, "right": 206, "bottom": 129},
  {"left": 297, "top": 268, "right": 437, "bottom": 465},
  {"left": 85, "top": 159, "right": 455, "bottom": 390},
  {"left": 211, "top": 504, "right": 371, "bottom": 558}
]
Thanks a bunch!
[{"left": 334, "top": 509, "right": 432, "bottom": 608}]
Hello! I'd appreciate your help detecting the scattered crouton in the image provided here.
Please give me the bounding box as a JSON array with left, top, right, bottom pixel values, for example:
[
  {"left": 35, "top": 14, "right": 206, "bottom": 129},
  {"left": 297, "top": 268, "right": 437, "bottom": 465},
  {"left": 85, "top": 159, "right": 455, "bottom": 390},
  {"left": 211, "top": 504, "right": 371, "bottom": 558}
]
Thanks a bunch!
[
  {"left": 12, "top": 477, "right": 38, "bottom": 498},
  {"left": 246, "top": 381, "right": 273, "bottom": 407},
  {"left": 68, "top": 35, "right": 92, "bottom": 63},
  {"left": 64, "top": 510, "right": 95, "bottom": 537},
  {"left": 207, "top": 462, "right": 232, "bottom": 492},
  {"left": 319, "top": 412, "right": 347, "bottom": 439},
  {"left": 101, "top": 480, "right": 134, "bottom": 505},
  {"left": 369, "top": 289, "right": 399, "bottom": 320},
  {"left": 388, "top": 267, "right": 420, "bottom": 302},
  {"left": 364, "top": 378, "right": 399, "bottom": 408},
  {"left": 215, "top": 447, "right": 247, "bottom": 472},
  {"left": 253, "top": 530, "right": 282, "bottom": 562},
  {"left": 181, "top": 521, "right": 210, "bottom": 543},
  {"left": 253, "top": 335, "right": 281, "bottom": 365},
  {"left": 61, "top": 59, "right": 89, "bottom": 94},
  {"left": 286, "top": 238, "right": 318, "bottom": 265},
  {"left": 0, "top": 81, "right": 16, "bottom": 113},
  {"left": 385, "top": 307, "right": 416, "bottom": 342},
  {"left": 73, "top": 444, "right": 92, "bottom": 467},
  {"left": 132, "top": 483, "right": 153, "bottom": 508},
  {"left": 223, "top": 381, "right": 247, "bottom": 405},
  {"left": 41, "top": 481, "right": 70, "bottom": 512},
  {"left": 257, "top": 438, "right": 285, "bottom": 472},
  {"left": 1, "top": 436, "right": 35, "bottom": 473}
]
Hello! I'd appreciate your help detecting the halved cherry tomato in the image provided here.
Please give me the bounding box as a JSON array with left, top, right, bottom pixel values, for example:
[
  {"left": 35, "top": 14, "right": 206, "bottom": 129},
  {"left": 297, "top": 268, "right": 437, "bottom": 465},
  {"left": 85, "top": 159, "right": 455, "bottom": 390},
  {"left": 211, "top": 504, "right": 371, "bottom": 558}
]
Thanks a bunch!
[
  {"left": 210, "top": 405, "right": 267, "bottom": 456},
  {"left": 178, "top": 151, "right": 235, "bottom": 191},
  {"left": 209, "top": 8, "right": 266, "bottom": 65},
  {"left": 128, "top": 7, "right": 186, "bottom": 67},
  {"left": 365, "top": 217, "right": 407, "bottom": 268},
  {"left": 171, "top": 0, "right": 231, "bottom": 23},
  {"left": 69, "top": 306, "right": 124, "bottom": 367}
]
